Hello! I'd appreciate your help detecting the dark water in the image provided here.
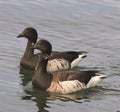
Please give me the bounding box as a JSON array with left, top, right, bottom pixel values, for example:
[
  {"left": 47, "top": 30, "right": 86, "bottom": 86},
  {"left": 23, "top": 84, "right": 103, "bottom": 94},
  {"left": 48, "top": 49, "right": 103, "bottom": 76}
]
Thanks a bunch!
[{"left": 0, "top": 0, "right": 120, "bottom": 112}]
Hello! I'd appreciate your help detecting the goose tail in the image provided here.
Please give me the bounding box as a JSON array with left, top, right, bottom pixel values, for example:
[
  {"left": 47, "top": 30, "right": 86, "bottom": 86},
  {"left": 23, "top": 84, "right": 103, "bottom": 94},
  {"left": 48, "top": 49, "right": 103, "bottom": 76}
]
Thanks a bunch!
[{"left": 87, "top": 73, "right": 107, "bottom": 88}]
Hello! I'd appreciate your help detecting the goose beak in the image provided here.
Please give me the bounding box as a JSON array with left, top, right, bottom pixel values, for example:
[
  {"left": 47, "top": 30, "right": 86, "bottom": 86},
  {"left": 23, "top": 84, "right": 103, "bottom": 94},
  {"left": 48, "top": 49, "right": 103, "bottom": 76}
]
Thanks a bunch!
[{"left": 17, "top": 33, "right": 24, "bottom": 38}]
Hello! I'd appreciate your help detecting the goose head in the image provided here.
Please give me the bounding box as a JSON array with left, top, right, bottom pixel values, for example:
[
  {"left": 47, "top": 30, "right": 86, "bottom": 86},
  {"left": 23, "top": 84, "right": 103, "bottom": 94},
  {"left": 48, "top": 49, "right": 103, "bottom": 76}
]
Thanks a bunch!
[
  {"left": 17, "top": 27, "right": 38, "bottom": 44},
  {"left": 32, "top": 39, "right": 52, "bottom": 56}
]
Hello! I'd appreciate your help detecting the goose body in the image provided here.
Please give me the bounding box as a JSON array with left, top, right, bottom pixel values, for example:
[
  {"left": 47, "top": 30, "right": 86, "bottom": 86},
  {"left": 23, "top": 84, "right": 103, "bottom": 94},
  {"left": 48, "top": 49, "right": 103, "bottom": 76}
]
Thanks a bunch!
[
  {"left": 17, "top": 27, "right": 87, "bottom": 72},
  {"left": 32, "top": 39, "right": 106, "bottom": 94}
]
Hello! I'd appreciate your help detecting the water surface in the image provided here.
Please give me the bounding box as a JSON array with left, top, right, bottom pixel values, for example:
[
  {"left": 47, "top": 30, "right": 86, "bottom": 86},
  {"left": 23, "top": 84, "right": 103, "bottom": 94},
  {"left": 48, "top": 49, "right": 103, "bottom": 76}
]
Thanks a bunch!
[{"left": 0, "top": 0, "right": 120, "bottom": 112}]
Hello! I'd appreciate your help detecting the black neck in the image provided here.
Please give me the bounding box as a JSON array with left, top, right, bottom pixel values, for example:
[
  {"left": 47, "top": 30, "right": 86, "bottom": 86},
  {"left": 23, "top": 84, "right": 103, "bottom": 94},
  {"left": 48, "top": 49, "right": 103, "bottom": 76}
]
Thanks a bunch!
[
  {"left": 23, "top": 40, "right": 34, "bottom": 57},
  {"left": 35, "top": 54, "right": 48, "bottom": 73},
  {"left": 33, "top": 54, "right": 52, "bottom": 89}
]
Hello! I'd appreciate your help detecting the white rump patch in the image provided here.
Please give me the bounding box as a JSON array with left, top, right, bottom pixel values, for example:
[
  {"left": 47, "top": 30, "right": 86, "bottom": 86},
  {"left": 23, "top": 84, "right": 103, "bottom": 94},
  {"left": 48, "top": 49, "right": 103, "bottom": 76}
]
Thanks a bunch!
[
  {"left": 47, "top": 80, "right": 86, "bottom": 94},
  {"left": 87, "top": 74, "right": 106, "bottom": 88},
  {"left": 71, "top": 54, "right": 86, "bottom": 68},
  {"left": 47, "top": 58, "right": 70, "bottom": 73}
]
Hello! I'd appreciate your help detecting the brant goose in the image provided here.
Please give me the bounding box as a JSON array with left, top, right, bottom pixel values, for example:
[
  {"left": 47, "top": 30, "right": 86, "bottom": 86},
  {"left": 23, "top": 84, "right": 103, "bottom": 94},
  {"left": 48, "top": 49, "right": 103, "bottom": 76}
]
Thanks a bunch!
[
  {"left": 32, "top": 39, "right": 106, "bottom": 94},
  {"left": 17, "top": 27, "right": 87, "bottom": 72}
]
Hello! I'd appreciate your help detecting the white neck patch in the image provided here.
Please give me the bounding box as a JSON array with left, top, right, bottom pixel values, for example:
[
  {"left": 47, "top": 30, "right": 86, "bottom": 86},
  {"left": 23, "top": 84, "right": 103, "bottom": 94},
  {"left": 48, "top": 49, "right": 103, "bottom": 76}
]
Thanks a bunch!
[{"left": 43, "top": 54, "right": 49, "bottom": 60}]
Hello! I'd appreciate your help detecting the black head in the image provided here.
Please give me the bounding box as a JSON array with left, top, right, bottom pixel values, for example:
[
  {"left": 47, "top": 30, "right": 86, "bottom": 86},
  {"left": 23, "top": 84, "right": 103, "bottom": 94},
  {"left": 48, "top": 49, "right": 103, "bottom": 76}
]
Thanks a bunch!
[
  {"left": 17, "top": 27, "right": 38, "bottom": 44},
  {"left": 32, "top": 39, "right": 52, "bottom": 55}
]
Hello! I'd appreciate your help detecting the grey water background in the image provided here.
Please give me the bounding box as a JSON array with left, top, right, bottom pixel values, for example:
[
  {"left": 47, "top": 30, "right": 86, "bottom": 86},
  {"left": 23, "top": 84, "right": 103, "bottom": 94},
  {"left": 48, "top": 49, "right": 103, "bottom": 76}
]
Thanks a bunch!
[{"left": 0, "top": 0, "right": 120, "bottom": 112}]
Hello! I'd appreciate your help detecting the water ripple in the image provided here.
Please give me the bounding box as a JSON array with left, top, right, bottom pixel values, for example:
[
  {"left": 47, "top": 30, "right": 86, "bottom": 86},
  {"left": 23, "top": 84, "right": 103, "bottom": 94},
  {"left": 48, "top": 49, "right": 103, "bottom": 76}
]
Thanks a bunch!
[{"left": 0, "top": 0, "right": 120, "bottom": 112}]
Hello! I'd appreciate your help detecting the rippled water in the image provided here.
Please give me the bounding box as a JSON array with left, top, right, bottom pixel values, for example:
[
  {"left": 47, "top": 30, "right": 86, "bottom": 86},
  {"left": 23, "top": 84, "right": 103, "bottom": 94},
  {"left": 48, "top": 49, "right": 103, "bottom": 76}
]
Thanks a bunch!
[{"left": 0, "top": 0, "right": 120, "bottom": 112}]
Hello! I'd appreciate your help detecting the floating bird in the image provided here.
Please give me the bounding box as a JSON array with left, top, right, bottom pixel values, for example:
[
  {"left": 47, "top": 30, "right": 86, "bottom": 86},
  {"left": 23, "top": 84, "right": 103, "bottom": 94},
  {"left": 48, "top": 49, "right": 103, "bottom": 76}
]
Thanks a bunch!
[
  {"left": 31, "top": 39, "right": 106, "bottom": 94},
  {"left": 17, "top": 27, "right": 87, "bottom": 72}
]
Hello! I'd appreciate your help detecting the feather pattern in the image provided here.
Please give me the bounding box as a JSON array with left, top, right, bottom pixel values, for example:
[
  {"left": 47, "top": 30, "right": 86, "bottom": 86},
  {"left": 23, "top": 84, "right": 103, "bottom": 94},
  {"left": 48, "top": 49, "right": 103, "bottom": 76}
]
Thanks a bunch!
[
  {"left": 46, "top": 71, "right": 106, "bottom": 94},
  {"left": 47, "top": 58, "right": 70, "bottom": 72},
  {"left": 47, "top": 80, "right": 86, "bottom": 94}
]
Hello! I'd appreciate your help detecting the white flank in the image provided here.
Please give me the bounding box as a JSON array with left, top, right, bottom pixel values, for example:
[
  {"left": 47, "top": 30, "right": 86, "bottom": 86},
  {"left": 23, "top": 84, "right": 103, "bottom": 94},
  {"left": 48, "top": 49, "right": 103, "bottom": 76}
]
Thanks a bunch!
[
  {"left": 87, "top": 74, "right": 106, "bottom": 88},
  {"left": 71, "top": 54, "right": 86, "bottom": 68},
  {"left": 47, "top": 80, "right": 86, "bottom": 94},
  {"left": 47, "top": 58, "right": 70, "bottom": 73}
]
